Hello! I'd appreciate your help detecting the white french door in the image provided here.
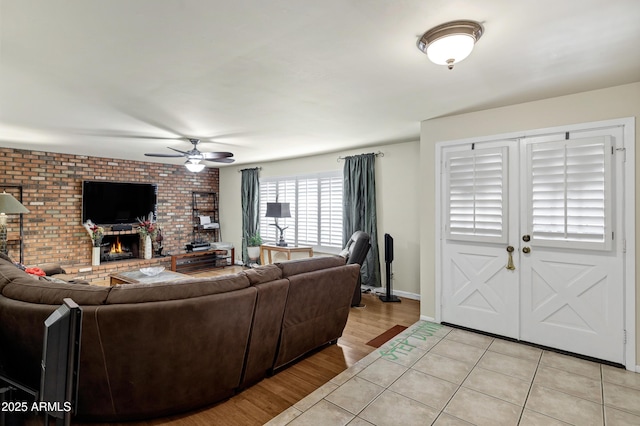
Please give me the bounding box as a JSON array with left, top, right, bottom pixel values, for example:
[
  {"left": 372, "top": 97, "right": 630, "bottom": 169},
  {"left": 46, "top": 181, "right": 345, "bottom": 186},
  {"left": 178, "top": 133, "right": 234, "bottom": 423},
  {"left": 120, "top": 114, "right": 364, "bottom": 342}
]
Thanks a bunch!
[
  {"left": 439, "top": 123, "right": 629, "bottom": 364},
  {"left": 441, "top": 140, "right": 520, "bottom": 339}
]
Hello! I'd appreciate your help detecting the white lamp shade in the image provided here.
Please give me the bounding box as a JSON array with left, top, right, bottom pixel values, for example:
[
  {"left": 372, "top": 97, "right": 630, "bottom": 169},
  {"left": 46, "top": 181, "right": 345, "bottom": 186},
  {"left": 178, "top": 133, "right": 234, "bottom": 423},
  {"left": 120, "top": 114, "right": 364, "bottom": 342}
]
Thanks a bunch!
[
  {"left": 185, "top": 161, "right": 205, "bottom": 172},
  {"left": 0, "top": 192, "right": 29, "bottom": 214},
  {"left": 426, "top": 34, "right": 476, "bottom": 65}
]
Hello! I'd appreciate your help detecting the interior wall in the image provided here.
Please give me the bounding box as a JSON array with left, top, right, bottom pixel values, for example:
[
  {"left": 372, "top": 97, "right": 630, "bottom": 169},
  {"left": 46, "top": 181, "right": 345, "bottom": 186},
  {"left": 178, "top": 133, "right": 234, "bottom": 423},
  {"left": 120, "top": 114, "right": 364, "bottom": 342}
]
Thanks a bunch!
[
  {"left": 219, "top": 140, "right": 421, "bottom": 297},
  {"left": 420, "top": 82, "right": 640, "bottom": 362},
  {"left": 0, "top": 146, "right": 219, "bottom": 267}
]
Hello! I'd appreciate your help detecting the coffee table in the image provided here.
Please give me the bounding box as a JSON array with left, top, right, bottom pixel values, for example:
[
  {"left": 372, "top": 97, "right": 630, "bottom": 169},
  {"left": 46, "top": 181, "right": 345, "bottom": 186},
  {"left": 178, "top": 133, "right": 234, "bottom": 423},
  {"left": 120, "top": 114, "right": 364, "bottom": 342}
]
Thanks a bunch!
[{"left": 109, "top": 269, "right": 191, "bottom": 286}]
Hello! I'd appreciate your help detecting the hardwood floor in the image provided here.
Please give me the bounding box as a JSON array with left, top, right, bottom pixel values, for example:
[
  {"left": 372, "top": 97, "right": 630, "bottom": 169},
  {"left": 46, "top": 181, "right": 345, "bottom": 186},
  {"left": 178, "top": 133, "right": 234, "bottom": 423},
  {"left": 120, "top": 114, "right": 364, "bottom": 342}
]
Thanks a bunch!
[{"left": 80, "top": 268, "right": 420, "bottom": 425}]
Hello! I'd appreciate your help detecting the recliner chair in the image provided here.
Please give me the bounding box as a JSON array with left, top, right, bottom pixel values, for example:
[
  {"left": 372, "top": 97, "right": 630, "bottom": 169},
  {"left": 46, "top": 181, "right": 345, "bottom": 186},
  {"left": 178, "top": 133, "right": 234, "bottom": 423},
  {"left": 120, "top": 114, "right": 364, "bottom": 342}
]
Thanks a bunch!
[{"left": 341, "top": 231, "right": 371, "bottom": 306}]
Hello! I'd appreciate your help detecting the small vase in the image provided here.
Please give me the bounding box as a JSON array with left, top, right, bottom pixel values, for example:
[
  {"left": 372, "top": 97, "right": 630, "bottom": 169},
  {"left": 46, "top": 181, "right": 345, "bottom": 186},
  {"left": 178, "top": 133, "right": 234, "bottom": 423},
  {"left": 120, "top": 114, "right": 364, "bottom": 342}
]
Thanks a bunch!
[
  {"left": 92, "top": 246, "right": 101, "bottom": 266},
  {"left": 144, "top": 235, "right": 152, "bottom": 260}
]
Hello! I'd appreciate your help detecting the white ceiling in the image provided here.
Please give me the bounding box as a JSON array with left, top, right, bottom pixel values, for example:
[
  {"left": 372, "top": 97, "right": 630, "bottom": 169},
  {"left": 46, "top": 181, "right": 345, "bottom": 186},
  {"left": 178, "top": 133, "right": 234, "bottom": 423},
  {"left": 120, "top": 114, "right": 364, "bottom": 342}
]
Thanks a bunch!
[{"left": 1, "top": 0, "right": 639, "bottom": 167}]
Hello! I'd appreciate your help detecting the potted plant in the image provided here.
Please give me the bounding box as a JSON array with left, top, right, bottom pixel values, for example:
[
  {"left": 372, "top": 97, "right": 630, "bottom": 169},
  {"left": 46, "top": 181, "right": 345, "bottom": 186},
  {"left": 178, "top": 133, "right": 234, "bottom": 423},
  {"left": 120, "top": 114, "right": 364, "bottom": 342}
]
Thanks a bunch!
[{"left": 246, "top": 233, "right": 262, "bottom": 266}]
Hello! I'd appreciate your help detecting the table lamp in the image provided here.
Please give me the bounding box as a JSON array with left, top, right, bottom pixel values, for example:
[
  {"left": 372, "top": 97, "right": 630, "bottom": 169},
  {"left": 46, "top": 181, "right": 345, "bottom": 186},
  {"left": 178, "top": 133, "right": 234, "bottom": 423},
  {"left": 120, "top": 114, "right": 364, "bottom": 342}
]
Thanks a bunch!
[
  {"left": 0, "top": 191, "right": 29, "bottom": 255},
  {"left": 265, "top": 202, "right": 291, "bottom": 247}
]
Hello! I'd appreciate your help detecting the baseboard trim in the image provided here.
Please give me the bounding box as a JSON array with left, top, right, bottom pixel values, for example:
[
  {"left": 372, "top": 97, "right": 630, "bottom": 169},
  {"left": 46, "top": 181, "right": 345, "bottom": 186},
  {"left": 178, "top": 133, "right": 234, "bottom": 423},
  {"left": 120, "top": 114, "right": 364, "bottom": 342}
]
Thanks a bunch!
[
  {"left": 390, "top": 289, "right": 420, "bottom": 300},
  {"left": 362, "top": 287, "right": 420, "bottom": 301},
  {"left": 636, "top": 365, "right": 640, "bottom": 373},
  {"left": 420, "top": 315, "right": 436, "bottom": 322}
]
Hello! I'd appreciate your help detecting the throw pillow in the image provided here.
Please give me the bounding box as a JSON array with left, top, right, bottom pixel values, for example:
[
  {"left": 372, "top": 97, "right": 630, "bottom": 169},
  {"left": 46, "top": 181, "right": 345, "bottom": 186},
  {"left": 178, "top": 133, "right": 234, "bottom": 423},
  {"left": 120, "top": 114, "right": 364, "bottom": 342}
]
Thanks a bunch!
[{"left": 25, "top": 267, "right": 46, "bottom": 277}]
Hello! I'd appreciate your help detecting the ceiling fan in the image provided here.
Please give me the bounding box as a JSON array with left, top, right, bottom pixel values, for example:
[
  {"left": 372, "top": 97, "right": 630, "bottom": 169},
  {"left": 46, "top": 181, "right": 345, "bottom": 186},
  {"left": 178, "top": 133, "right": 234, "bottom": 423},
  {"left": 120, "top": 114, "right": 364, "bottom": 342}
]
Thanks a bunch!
[{"left": 144, "top": 138, "right": 235, "bottom": 171}]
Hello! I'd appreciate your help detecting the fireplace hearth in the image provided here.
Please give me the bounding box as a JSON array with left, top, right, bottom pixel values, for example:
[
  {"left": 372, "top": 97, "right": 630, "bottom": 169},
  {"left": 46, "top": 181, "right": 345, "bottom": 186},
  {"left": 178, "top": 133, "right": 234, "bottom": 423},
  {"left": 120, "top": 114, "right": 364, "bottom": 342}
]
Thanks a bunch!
[{"left": 101, "top": 234, "right": 140, "bottom": 262}]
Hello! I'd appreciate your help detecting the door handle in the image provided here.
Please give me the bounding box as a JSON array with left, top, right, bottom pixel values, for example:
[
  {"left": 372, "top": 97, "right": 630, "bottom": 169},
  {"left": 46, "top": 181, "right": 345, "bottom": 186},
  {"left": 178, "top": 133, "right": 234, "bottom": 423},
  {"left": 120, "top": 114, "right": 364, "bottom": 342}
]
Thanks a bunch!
[
  {"left": 506, "top": 246, "right": 515, "bottom": 270},
  {"left": 522, "top": 246, "right": 531, "bottom": 254}
]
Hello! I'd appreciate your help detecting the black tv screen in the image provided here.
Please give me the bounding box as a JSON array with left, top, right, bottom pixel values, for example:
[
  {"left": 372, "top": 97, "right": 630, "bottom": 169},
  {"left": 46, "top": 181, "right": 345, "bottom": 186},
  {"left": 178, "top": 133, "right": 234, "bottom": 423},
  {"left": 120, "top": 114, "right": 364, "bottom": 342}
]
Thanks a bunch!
[{"left": 82, "top": 181, "right": 157, "bottom": 225}]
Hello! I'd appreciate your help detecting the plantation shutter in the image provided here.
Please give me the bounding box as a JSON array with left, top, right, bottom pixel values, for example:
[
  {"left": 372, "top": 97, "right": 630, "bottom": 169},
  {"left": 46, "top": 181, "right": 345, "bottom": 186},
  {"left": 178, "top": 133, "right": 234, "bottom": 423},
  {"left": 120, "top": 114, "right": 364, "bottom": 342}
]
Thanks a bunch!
[
  {"left": 297, "top": 178, "right": 319, "bottom": 246},
  {"left": 259, "top": 181, "right": 278, "bottom": 243},
  {"left": 319, "top": 175, "right": 343, "bottom": 247},
  {"left": 259, "top": 179, "right": 295, "bottom": 243},
  {"left": 279, "top": 180, "right": 296, "bottom": 234},
  {"left": 526, "top": 136, "right": 612, "bottom": 250},
  {"left": 445, "top": 147, "right": 508, "bottom": 243},
  {"left": 260, "top": 171, "right": 343, "bottom": 250}
]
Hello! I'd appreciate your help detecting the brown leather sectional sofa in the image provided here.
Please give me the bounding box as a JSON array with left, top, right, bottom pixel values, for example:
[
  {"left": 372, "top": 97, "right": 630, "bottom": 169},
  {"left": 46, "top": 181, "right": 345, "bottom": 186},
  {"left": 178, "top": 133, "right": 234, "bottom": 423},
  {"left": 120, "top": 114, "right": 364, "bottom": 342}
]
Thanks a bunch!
[{"left": 0, "top": 255, "right": 360, "bottom": 421}]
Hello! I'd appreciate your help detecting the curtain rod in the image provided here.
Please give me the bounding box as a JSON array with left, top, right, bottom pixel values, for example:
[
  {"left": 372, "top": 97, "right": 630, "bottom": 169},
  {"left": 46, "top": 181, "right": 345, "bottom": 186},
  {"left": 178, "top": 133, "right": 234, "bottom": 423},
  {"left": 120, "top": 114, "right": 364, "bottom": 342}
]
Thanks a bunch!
[
  {"left": 238, "top": 167, "right": 262, "bottom": 173},
  {"left": 337, "top": 151, "right": 384, "bottom": 162}
]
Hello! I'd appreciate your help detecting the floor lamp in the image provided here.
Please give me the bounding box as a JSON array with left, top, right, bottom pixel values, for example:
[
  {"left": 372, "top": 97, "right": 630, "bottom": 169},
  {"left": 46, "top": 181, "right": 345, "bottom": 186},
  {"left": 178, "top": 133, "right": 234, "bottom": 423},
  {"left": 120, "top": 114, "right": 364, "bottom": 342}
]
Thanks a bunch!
[
  {"left": 266, "top": 202, "right": 291, "bottom": 247},
  {"left": 0, "top": 191, "right": 30, "bottom": 255}
]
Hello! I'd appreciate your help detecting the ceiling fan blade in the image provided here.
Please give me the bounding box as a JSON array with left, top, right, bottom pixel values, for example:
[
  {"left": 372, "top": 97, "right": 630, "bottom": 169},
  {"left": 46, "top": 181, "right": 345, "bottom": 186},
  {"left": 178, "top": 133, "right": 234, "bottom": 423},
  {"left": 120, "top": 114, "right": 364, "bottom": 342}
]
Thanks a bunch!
[
  {"left": 144, "top": 153, "right": 186, "bottom": 158},
  {"left": 205, "top": 157, "right": 235, "bottom": 164},
  {"left": 168, "top": 147, "right": 190, "bottom": 155},
  {"left": 201, "top": 151, "right": 234, "bottom": 160}
]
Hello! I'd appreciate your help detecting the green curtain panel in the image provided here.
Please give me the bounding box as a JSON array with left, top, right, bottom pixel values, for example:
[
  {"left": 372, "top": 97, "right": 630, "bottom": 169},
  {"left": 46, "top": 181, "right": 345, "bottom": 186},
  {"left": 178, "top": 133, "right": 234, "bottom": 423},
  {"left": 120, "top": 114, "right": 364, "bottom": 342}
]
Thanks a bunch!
[
  {"left": 241, "top": 168, "right": 260, "bottom": 265},
  {"left": 343, "top": 153, "right": 381, "bottom": 287}
]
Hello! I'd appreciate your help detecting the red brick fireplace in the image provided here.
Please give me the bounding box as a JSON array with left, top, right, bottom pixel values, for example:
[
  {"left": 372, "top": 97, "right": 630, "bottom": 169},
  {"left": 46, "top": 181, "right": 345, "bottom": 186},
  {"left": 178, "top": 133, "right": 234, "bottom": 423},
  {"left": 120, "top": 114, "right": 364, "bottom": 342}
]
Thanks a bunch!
[
  {"left": 101, "top": 232, "right": 140, "bottom": 262},
  {"left": 0, "top": 146, "right": 220, "bottom": 274}
]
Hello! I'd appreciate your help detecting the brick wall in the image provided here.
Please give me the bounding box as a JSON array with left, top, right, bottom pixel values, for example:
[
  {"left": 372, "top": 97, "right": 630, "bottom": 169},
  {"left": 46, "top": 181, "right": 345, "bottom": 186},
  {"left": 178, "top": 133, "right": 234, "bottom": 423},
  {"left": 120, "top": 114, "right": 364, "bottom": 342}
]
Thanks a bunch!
[{"left": 0, "top": 147, "right": 219, "bottom": 270}]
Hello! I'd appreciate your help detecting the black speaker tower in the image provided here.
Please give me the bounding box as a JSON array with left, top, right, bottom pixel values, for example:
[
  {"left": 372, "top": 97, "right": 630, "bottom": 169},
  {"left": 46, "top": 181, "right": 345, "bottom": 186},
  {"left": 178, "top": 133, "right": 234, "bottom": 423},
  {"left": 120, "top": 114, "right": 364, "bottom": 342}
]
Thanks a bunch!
[{"left": 379, "top": 233, "right": 401, "bottom": 303}]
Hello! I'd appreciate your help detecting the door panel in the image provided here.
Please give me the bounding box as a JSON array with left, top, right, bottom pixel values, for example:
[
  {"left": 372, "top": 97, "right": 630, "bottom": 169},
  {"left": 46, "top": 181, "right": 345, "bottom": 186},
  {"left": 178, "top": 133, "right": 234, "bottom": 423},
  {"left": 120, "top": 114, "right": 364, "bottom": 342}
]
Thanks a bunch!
[
  {"left": 521, "top": 250, "right": 623, "bottom": 361},
  {"left": 441, "top": 141, "right": 519, "bottom": 339},
  {"left": 443, "top": 241, "right": 518, "bottom": 338},
  {"left": 519, "top": 131, "right": 624, "bottom": 363}
]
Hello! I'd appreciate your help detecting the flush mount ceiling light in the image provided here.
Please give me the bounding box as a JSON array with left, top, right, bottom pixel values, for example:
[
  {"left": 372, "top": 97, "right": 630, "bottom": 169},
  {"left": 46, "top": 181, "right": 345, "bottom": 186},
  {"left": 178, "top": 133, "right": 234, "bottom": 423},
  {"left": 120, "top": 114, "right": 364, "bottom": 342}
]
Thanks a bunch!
[
  {"left": 185, "top": 159, "right": 205, "bottom": 173},
  {"left": 417, "top": 20, "right": 483, "bottom": 70}
]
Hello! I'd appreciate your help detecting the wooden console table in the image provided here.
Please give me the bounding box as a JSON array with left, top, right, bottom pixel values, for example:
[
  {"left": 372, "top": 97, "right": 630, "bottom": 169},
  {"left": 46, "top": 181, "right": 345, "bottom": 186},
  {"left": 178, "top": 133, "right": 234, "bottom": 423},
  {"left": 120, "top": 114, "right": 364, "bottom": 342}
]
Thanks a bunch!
[
  {"left": 170, "top": 248, "right": 234, "bottom": 274},
  {"left": 260, "top": 244, "right": 313, "bottom": 265}
]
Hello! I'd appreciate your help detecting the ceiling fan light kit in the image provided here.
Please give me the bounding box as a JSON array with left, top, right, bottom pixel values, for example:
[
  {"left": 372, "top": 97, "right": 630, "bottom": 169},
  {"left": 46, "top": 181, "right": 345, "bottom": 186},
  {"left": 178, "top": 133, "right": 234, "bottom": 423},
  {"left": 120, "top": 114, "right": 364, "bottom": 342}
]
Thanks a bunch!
[
  {"left": 185, "top": 160, "right": 205, "bottom": 173},
  {"left": 417, "top": 20, "right": 483, "bottom": 70},
  {"left": 144, "top": 138, "right": 235, "bottom": 172}
]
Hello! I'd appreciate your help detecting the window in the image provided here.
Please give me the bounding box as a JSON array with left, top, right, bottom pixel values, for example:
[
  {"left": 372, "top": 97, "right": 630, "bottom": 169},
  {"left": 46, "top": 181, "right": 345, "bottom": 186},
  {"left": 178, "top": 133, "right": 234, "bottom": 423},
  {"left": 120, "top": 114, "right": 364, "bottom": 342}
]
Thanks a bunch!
[
  {"left": 260, "top": 171, "right": 343, "bottom": 251},
  {"left": 445, "top": 146, "right": 508, "bottom": 243},
  {"left": 526, "top": 136, "right": 612, "bottom": 250}
]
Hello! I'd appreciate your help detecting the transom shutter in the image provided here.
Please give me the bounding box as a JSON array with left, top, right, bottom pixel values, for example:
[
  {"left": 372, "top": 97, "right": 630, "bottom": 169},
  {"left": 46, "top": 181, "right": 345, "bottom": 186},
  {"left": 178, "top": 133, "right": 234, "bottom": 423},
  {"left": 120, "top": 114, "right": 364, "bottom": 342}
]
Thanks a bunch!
[
  {"left": 445, "top": 147, "right": 508, "bottom": 243},
  {"left": 525, "top": 136, "right": 612, "bottom": 250}
]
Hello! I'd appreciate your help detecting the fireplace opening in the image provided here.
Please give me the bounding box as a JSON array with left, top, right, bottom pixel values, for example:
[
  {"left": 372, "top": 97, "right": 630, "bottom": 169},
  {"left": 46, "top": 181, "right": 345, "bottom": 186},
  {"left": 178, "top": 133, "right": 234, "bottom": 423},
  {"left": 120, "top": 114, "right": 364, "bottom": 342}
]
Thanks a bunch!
[{"left": 101, "top": 235, "right": 139, "bottom": 262}]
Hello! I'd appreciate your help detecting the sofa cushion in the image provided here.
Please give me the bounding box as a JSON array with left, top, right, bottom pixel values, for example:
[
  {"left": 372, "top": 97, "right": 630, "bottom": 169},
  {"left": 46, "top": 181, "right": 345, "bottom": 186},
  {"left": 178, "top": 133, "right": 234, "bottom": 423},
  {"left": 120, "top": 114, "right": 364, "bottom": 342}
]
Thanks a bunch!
[
  {"left": 0, "top": 258, "right": 28, "bottom": 291},
  {"left": 276, "top": 256, "right": 345, "bottom": 278},
  {"left": 105, "top": 274, "right": 251, "bottom": 304},
  {"left": 240, "top": 278, "right": 289, "bottom": 387},
  {"left": 0, "top": 252, "right": 15, "bottom": 264},
  {"left": 2, "top": 275, "right": 110, "bottom": 305},
  {"left": 242, "top": 264, "right": 282, "bottom": 285},
  {"left": 274, "top": 263, "right": 360, "bottom": 369}
]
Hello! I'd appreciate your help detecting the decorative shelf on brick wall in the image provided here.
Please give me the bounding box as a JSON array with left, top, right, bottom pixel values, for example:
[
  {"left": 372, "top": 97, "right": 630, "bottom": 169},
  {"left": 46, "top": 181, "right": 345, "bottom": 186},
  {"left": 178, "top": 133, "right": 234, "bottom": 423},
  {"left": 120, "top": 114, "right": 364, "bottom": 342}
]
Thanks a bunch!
[
  {"left": 170, "top": 248, "right": 234, "bottom": 274},
  {"left": 192, "top": 191, "right": 220, "bottom": 242}
]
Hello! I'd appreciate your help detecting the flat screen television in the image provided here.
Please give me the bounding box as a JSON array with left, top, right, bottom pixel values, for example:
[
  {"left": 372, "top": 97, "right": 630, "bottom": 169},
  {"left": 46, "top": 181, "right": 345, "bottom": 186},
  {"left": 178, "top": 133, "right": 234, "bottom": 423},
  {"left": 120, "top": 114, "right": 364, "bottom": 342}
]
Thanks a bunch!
[
  {"left": 40, "top": 298, "right": 82, "bottom": 425},
  {"left": 82, "top": 180, "right": 157, "bottom": 225}
]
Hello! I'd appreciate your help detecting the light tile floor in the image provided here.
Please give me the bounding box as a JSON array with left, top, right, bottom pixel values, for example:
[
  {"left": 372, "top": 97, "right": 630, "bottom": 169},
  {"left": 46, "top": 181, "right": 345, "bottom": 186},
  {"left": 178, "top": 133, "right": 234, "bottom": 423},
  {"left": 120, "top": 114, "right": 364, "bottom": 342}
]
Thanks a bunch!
[{"left": 266, "top": 321, "right": 640, "bottom": 426}]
